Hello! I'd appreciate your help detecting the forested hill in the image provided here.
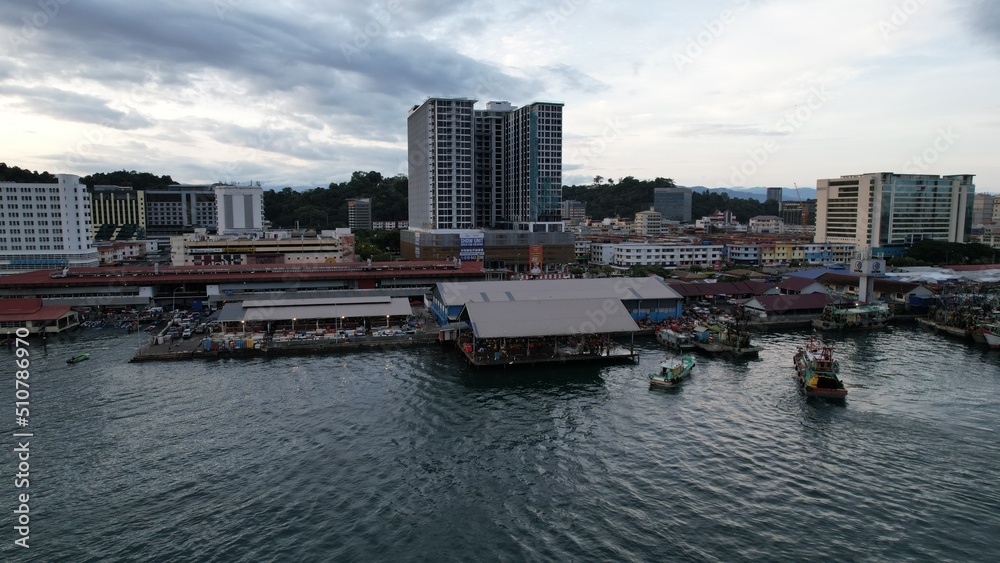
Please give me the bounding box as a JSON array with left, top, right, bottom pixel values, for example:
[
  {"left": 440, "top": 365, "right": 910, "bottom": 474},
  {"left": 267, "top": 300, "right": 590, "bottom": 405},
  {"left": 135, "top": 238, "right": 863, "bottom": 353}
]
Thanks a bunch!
[
  {"left": 562, "top": 176, "right": 779, "bottom": 223},
  {"left": 81, "top": 170, "right": 177, "bottom": 190},
  {"left": 263, "top": 171, "right": 407, "bottom": 229},
  {"left": 0, "top": 163, "right": 57, "bottom": 183}
]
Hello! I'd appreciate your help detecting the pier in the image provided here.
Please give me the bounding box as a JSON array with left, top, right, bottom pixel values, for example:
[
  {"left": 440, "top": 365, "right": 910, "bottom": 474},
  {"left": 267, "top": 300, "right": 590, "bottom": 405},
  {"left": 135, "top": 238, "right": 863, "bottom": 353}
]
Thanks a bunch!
[{"left": 131, "top": 330, "right": 442, "bottom": 362}]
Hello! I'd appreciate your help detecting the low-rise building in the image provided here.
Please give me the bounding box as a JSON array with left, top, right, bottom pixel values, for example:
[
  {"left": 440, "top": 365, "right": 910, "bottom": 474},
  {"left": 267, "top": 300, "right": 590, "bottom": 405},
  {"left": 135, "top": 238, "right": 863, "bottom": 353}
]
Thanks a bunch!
[
  {"left": 170, "top": 229, "right": 356, "bottom": 266},
  {"left": 635, "top": 209, "right": 663, "bottom": 236},
  {"left": 0, "top": 297, "right": 81, "bottom": 334},
  {"left": 97, "top": 241, "right": 150, "bottom": 265},
  {"left": 589, "top": 242, "right": 724, "bottom": 270},
  {"left": 749, "top": 215, "right": 784, "bottom": 234}
]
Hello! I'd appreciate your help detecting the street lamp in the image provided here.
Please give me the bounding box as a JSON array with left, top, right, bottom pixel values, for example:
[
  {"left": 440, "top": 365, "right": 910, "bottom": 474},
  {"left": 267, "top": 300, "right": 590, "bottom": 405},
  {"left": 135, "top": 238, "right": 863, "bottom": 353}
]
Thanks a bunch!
[
  {"left": 386, "top": 315, "right": 390, "bottom": 329},
  {"left": 292, "top": 317, "right": 296, "bottom": 333},
  {"left": 171, "top": 285, "right": 185, "bottom": 312}
]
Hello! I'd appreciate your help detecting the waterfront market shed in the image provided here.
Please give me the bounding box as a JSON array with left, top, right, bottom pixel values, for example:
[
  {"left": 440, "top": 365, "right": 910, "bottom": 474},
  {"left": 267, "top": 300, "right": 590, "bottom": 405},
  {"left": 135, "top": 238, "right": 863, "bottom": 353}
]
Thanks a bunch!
[
  {"left": 430, "top": 277, "right": 683, "bottom": 323},
  {"left": 460, "top": 298, "right": 640, "bottom": 339},
  {"left": 217, "top": 295, "right": 413, "bottom": 330},
  {"left": 456, "top": 298, "right": 641, "bottom": 366}
]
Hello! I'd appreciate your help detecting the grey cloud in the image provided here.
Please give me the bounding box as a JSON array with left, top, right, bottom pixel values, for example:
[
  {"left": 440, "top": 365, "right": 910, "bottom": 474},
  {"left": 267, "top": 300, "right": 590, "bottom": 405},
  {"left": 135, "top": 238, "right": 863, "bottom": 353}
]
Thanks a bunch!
[
  {"left": 0, "top": 0, "right": 555, "bottom": 185},
  {"left": 543, "top": 64, "right": 610, "bottom": 95},
  {"left": 968, "top": 0, "right": 1000, "bottom": 53},
  {"left": 0, "top": 1, "right": 540, "bottom": 130},
  {"left": 2, "top": 85, "right": 154, "bottom": 129}
]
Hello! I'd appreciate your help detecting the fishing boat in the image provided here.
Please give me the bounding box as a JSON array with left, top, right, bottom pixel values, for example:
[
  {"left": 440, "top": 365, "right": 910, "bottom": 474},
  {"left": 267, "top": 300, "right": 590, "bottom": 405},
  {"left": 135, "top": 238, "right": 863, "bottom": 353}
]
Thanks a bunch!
[
  {"left": 66, "top": 353, "right": 90, "bottom": 365},
  {"left": 813, "top": 303, "right": 892, "bottom": 331},
  {"left": 655, "top": 327, "right": 694, "bottom": 352},
  {"left": 690, "top": 323, "right": 762, "bottom": 358},
  {"left": 978, "top": 323, "right": 1000, "bottom": 349},
  {"left": 648, "top": 355, "right": 696, "bottom": 388},
  {"left": 792, "top": 337, "right": 847, "bottom": 399}
]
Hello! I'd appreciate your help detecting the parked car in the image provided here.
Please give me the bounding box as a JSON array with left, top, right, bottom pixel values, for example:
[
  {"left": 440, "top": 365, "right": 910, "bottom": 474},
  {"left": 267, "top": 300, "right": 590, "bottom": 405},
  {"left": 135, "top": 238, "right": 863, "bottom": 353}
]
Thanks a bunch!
[{"left": 182, "top": 328, "right": 193, "bottom": 339}]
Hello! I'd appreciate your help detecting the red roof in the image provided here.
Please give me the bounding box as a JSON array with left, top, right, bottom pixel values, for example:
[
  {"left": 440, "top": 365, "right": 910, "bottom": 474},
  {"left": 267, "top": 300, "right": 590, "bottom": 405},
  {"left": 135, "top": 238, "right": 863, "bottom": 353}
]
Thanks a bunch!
[
  {"left": 0, "top": 298, "right": 73, "bottom": 322},
  {"left": 777, "top": 277, "right": 821, "bottom": 292},
  {"left": 0, "top": 260, "right": 486, "bottom": 289}
]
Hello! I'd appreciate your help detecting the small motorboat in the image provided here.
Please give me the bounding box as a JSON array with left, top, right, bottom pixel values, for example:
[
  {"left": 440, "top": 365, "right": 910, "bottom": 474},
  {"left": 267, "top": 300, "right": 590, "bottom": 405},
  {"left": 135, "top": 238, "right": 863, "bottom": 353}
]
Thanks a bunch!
[{"left": 67, "top": 353, "right": 90, "bottom": 365}]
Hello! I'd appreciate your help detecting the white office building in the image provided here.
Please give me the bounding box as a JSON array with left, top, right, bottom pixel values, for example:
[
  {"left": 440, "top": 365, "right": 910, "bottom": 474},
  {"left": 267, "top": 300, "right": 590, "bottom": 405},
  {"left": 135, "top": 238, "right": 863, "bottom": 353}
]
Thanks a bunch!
[{"left": 0, "top": 174, "right": 99, "bottom": 274}]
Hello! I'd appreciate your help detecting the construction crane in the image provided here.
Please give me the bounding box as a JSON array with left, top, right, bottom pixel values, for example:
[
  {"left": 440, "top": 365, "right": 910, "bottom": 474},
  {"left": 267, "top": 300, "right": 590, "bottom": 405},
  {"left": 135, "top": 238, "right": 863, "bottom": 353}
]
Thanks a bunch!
[{"left": 793, "top": 183, "right": 807, "bottom": 234}]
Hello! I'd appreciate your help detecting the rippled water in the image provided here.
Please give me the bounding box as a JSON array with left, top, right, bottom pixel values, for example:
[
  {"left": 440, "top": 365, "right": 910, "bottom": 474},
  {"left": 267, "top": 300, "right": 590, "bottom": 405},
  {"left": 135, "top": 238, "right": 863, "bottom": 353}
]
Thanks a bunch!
[{"left": 4, "top": 326, "right": 1000, "bottom": 561}]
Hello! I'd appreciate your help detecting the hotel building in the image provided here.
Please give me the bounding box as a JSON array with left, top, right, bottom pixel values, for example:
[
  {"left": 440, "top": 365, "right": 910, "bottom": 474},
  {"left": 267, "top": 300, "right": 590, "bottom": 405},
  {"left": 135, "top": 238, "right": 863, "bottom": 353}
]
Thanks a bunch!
[
  {"left": 0, "top": 174, "right": 99, "bottom": 274},
  {"left": 815, "top": 173, "right": 975, "bottom": 253}
]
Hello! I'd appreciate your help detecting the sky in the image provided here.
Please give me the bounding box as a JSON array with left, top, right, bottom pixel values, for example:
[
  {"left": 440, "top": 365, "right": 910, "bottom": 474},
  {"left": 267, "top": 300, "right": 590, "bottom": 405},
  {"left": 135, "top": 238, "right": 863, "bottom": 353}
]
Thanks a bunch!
[{"left": 2, "top": 0, "right": 998, "bottom": 192}]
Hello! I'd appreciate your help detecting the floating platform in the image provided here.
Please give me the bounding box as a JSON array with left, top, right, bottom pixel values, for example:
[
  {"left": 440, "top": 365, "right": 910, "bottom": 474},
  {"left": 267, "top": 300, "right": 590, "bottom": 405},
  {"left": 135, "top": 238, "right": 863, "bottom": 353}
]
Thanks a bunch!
[
  {"left": 457, "top": 342, "right": 638, "bottom": 368},
  {"left": 130, "top": 332, "right": 441, "bottom": 362}
]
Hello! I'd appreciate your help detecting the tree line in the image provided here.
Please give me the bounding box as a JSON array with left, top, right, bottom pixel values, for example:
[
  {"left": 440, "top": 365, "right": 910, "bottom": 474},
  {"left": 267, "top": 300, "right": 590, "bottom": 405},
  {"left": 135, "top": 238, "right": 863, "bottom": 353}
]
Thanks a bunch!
[
  {"left": 262, "top": 171, "right": 408, "bottom": 229},
  {"left": 0, "top": 163, "right": 57, "bottom": 183},
  {"left": 562, "top": 176, "right": 779, "bottom": 223},
  {"left": 6, "top": 163, "right": 782, "bottom": 227}
]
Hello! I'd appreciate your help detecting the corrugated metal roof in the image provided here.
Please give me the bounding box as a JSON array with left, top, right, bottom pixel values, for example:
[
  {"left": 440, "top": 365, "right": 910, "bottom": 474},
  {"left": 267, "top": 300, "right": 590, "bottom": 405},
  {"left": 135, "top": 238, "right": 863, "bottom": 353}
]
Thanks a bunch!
[
  {"left": 668, "top": 280, "right": 775, "bottom": 297},
  {"left": 436, "top": 278, "right": 682, "bottom": 306},
  {"left": 745, "top": 293, "right": 830, "bottom": 312},
  {"left": 464, "top": 298, "right": 639, "bottom": 338},
  {"left": 242, "top": 296, "right": 392, "bottom": 308},
  {"left": 218, "top": 297, "right": 414, "bottom": 322}
]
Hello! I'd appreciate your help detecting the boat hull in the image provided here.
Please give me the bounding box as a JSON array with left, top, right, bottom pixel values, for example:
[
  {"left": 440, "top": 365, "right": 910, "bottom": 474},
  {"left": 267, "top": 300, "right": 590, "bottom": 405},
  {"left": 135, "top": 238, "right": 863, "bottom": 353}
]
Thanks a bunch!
[
  {"left": 812, "top": 319, "right": 888, "bottom": 331},
  {"left": 803, "top": 386, "right": 848, "bottom": 399},
  {"left": 983, "top": 330, "right": 1000, "bottom": 349}
]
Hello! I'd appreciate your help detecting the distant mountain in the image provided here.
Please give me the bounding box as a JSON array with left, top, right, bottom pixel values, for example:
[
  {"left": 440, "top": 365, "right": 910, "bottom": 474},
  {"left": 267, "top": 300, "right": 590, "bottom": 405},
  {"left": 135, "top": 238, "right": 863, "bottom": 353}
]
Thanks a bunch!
[{"left": 680, "top": 186, "right": 817, "bottom": 202}]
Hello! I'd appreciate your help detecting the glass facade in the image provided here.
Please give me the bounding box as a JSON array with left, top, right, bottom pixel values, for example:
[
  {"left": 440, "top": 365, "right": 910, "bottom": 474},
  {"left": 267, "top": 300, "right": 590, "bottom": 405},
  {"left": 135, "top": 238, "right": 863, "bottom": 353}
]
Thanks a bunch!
[{"left": 818, "top": 173, "right": 974, "bottom": 248}]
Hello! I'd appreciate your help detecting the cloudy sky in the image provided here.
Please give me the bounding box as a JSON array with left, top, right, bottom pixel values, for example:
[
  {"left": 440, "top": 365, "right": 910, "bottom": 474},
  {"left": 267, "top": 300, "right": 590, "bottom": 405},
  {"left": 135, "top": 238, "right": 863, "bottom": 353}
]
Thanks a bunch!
[{"left": 2, "top": 0, "right": 998, "bottom": 192}]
